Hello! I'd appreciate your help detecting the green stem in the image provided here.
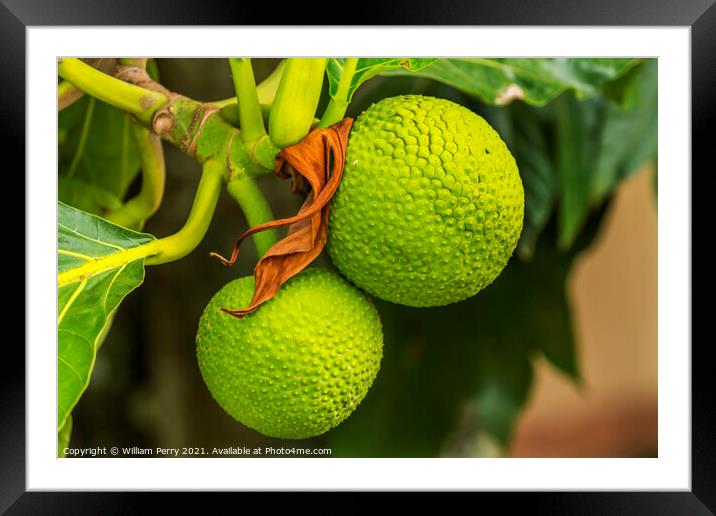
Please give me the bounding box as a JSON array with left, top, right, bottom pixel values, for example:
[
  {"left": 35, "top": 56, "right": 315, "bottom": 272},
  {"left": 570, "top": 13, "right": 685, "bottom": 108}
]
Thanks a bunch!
[
  {"left": 318, "top": 58, "right": 358, "bottom": 128},
  {"left": 251, "top": 135, "right": 282, "bottom": 170},
  {"left": 269, "top": 58, "right": 328, "bottom": 148},
  {"left": 145, "top": 160, "right": 224, "bottom": 265},
  {"left": 226, "top": 176, "right": 279, "bottom": 258},
  {"left": 229, "top": 58, "right": 267, "bottom": 143},
  {"left": 57, "top": 58, "right": 168, "bottom": 123},
  {"left": 57, "top": 160, "right": 224, "bottom": 286},
  {"left": 105, "top": 123, "right": 166, "bottom": 229},
  {"left": 59, "top": 160, "right": 224, "bottom": 286},
  {"left": 65, "top": 97, "right": 95, "bottom": 178}
]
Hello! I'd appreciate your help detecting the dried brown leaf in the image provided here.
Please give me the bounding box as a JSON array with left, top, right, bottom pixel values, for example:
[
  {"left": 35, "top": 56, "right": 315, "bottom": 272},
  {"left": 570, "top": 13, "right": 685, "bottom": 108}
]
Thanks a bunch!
[{"left": 213, "top": 118, "right": 353, "bottom": 318}]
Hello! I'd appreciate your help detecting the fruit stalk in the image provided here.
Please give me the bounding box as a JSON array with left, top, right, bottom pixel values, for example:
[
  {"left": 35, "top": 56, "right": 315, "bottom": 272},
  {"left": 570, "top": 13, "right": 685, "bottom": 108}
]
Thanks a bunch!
[
  {"left": 229, "top": 58, "right": 267, "bottom": 144},
  {"left": 268, "top": 58, "right": 328, "bottom": 148},
  {"left": 318, "top": 57, "right": 358, "bottom": 128},
  {"left": 145, "top": 159, "right": 225, "bottom": 265},
  {"left": 226, "top": 176, "right": 280, "bottom": 258}
]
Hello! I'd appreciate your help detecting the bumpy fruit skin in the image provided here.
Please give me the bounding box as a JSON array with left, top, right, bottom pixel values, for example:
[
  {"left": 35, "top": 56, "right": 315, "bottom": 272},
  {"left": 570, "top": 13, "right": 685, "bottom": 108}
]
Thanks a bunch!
[
  {"left": 328, "top": 95, "right": 524, "bottom": 307},
  {"left": 196, "top": 268, "right": 383, "bottom": 439}
]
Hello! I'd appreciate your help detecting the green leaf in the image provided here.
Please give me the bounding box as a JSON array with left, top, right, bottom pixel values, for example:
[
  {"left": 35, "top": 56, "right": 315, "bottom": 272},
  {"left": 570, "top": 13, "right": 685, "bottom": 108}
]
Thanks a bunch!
[
  {"left": 58, "top": 415, "right": 72, "bottom": 457},
  {"left": 57, "top": 202, "right": 154, "bottom": 430},
  {"left": 326, "top": 58, "right": 437, "bottom": 104},
  {"left": 591, "top": 59, "right": 658, "bottom": 202},
  {"left": 58, "top": 176, "right": 123, "bottom": 216},
  {"left": 553, "top": 93, "right": 599, "bottom": 250},
  {"left": 485, "top": 103, "right": 557, "bottom": 260},
  {"left": 552, "top": 60, "right": 656, "bottom": 249},
  {"left": 59, "top": 97, "right": 141, "bottom": 213},
  {"left": 473, "top": 59, "right": 657, "bottom": 253},
  {"left": 600, "top": 60, "right": 645, "bottom": 108},
  {"left": 58, "top": 94, "right": 89, "bottom": 147},
  {"left": 388, "top": 58, "right": 642, "bottom": 107},
  {"left": 146, "top": 58, "right": 160, "bottom": 81},
  {"left": 472, "top": 344, "right": 534, "bottom": 444}
]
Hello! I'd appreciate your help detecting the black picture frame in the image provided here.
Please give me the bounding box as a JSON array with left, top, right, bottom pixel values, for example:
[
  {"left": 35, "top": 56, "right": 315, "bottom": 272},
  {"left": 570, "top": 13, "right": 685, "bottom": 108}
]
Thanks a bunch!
[{"left": 7, "top": 0, "right": 710, "bottom": 511}]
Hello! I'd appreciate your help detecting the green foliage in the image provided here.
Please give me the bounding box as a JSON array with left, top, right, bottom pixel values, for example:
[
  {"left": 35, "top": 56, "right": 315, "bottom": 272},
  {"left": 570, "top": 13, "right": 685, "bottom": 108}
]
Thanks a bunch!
[
  {"left": 389, "top": 58, "right": 641, "bottom": 107},
  {"left": 485, "top": 102, "right": 555, "bottom": 259},
  {"left": 58, "top": 96, "right": 141, "bottom": 216},
  {"left": 57, "top": 202, "right": 154, "bottom": 430},
  {"left": 58, "top": 176, "right": 123, "bottom": 215},
  {"left": 591, "top": 60, "right": 658, "bottom": 202},
  {"left": 483, "top": 59, "right": 657, "bottom": 256},
  {"left": 326, "top": 58, "right": 437, "bottom": 104}
]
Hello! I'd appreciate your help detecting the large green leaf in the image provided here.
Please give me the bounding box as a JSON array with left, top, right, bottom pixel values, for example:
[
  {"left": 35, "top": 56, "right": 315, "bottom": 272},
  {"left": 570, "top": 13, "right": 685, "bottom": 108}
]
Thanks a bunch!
[
  {"left": 57, "top": 202, "right": 154, "bottom": 430},
  {"left": 477, "top": 60, "right": 657, "bottom": 254},
  {"left": 553, "top": 93, "right": 599, "bottom": 250},
  {"left": 485, "top": 102, "right": 557, "bottom": 260},
  {"left": 58, "top": 96, "right": 141, "bottom": 215},
  {"left": 591, "top": 59, "right": 658, "bottom": 202},
  {"left": 550, "top": 61, "right": 656, "bottom": 249},
  {"left": 58, "top": 176, "right": 123, "bottom": 216},
  {"left": 387, "top": 58, "right": 642, "bottom": 107},
  {"left": 326, "top": 58, "right": 437, "bottom": 104}
]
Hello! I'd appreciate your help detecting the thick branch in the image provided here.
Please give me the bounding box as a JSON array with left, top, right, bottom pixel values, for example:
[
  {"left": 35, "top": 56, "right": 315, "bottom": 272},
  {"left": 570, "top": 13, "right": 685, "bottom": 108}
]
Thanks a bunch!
[{"left": 58, "top": 58, "right": 168, "bottom": 124}]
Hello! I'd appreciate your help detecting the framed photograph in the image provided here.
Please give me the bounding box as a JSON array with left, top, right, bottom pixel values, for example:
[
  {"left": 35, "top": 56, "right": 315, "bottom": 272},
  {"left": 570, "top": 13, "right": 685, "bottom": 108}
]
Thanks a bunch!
[{"left": 8, "top": 0, "right": 710, "bottom": 510}]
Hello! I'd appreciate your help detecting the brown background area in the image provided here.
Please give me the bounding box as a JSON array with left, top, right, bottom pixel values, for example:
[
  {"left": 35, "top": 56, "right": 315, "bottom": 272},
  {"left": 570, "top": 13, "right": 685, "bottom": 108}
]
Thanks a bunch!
[{"left": 509, "top": 167, "right": 658, "bottom": 457}]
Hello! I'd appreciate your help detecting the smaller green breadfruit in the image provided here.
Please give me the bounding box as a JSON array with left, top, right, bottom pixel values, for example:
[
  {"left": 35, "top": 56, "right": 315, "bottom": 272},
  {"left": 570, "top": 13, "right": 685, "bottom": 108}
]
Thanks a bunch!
[
  {"left": 196, "top": 268, "right": 383, "bottom": 439},
  {"left": 328, "top": 95, "right": 525, "bottom": 307}
]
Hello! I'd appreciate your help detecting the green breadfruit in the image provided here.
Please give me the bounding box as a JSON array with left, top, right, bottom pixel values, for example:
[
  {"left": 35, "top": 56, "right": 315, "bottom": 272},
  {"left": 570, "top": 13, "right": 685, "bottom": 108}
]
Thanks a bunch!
[
  {"left": 328, "top": 95, "right": 524, "bottom": 307},
  {"left": 196, "top": 268, "right": 383, "bottom": 439}
]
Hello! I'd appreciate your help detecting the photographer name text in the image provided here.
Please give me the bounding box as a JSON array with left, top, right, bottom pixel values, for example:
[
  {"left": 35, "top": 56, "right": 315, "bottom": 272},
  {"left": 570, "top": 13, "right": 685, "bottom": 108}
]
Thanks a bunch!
[{"left": 62, "top": 446, "right": 331, "bottom": 457}]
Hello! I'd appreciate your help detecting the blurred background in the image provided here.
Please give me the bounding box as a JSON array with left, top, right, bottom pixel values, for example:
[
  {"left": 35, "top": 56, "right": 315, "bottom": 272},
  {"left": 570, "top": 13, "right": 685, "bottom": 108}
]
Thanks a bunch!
[{"left": 62, "top": 59, "right": 657, "bottom": 458}]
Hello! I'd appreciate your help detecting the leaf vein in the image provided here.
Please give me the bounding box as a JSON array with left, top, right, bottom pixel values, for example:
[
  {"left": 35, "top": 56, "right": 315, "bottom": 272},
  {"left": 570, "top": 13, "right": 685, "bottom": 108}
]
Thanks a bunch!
[
  {"left": 102, "top": 263, "right": 128, "bottom": 315},
  {"left": 58, "top": 355, "right": 85, "bottom": 384},
  {"left": 58, "top": 249, "right": 93, "bottom": 261},
  {"left": 58, "top": 278, "right": 88, "bottom": 325},
  {"left": 58, "top": 224, "right": 124, "bottom": 251}
]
